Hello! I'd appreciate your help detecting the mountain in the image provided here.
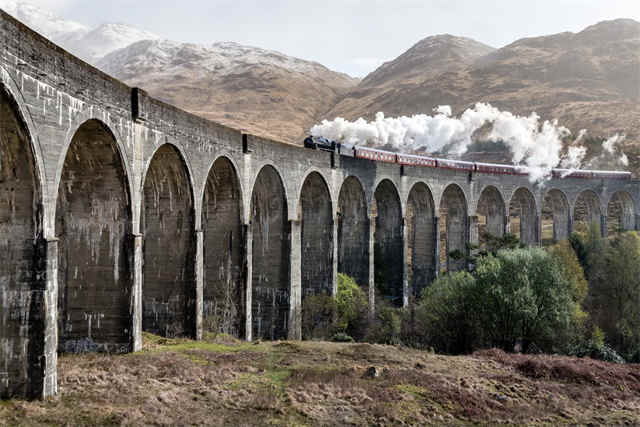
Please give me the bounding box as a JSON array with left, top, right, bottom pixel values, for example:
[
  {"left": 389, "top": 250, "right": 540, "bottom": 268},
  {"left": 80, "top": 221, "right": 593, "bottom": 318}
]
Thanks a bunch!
[
  {"left": 1, "top": 0, "right": 357, "bottom": 143},
  {"left": 0, "top": 0, "right": 159, "bottom": 64},
  {"left": 97, "top": 40, "right": 358, "bottom": 143},
  {"left": 327, "top": 35, "right": 495, "bottom": 120},
  {"left": 326, "top": 19, "right": 640, "bottom": 166},
  {"left": 62, "top": 23, "right": 160, "bottom": 65}
]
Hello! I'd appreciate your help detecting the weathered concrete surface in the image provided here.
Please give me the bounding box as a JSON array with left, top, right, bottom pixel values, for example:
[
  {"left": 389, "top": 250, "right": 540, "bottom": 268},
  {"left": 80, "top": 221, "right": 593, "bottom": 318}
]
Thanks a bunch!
[
  {"left": 202, "top": 157, "right": 244, "bottom": 338},
  {"left": 56, "top": 119, "right": 132, "bottom": 354},
  {"left": 2, "top": 10, "right": 640, "bottom": 399},
  {"left": 373, "top": 179, "right": 404, "bottom": 306},
  {"left": 142, "top": 144, "right": 196, "bottom": 338},
  {"left": 250, "top": 165, "right": 289, "bottom": 341}
]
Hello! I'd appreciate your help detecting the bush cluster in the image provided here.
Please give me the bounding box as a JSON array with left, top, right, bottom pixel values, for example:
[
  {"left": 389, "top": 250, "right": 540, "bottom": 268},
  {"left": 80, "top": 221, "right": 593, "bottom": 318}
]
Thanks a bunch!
[{"left": 301, "top": 227, "right": 640, "bottom": 363}]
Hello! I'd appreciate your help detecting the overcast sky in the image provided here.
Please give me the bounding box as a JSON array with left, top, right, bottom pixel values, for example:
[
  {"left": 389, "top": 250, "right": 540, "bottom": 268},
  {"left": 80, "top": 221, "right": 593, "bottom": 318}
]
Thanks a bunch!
[{"left": 23, "top": 0, "right": 640, "bottom": 76}]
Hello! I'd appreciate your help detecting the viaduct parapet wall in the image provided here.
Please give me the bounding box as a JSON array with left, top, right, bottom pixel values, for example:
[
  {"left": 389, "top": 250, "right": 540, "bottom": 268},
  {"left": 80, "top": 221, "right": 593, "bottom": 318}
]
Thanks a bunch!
[{"left": 2, "top": 10, "right": 639, "bottom": 399}]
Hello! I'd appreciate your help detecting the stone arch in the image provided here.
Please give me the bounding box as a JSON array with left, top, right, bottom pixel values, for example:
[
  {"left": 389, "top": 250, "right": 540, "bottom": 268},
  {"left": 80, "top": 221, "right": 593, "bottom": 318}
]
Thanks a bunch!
[
  {"left": 142, "top": 144, "right": 196, "bottom": 338},
  {"left": 0, "top": 86, "right": 44, "bottom": 398},
  {"left": 509, "top": 187, "right": 538, "bottom": 245},
  {"left": 248, "top": 160, "right": 291, "bottom": 221},
  {"left": 299, "top": 172, "right": 333, "bottom": 339},
  {"left": 250, "top": 164, "right": 290, "bottom": 340},
  {"left": 202, "top": 156, "right": 244, "bottom": 338},
  {"left": 373, "top": 179, "right": 403, "bottom": 306},
  {"left": 407, "top": 182, "right": 436, "bottom": 297},
  {"left": 56, "top": 119, "right": 133, "bottom": 354},
  {"left": 337, "top": 176, "right": 369, "bottom": 290},
  {"left": 440, "top": 184, "right": 468, "bottom": 272},
  {"left": 573, "top": 190, "right": 602, "bottom": 233},
  {"left": 54, "top": 114, "right": 133, "bottom": 230},
  {"left": 296, "top": 167, "right": 335, "bottom": 217},
  {"left": 476, "top": 186, "right": 506, "bottom": 243},
  {"left": 541, "top": 189, "right": 570, "bottom": 244},
  {"left": 607, "top": 191, "right": 635, "bottom": 235}
]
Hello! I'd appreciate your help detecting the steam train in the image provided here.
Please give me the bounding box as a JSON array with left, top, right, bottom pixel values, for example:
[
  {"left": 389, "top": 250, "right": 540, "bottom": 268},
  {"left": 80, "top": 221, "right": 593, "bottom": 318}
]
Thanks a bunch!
[{"left": 303, "top": 136, "right": 631, "bottom": 180}]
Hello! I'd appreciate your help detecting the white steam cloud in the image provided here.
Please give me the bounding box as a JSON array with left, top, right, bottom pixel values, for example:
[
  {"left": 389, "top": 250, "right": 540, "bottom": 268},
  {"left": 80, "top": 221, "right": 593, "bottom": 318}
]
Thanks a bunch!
[{"left": 310, "top": 103, "right": 628, "bottom": 183}]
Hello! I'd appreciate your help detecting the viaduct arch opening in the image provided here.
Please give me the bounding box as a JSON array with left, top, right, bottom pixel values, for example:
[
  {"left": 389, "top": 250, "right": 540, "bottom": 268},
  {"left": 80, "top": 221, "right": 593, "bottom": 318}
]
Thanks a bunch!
[
  {"left": 509, "top": 188, "right": 538, "bottom": 245},
  {"left": 476, "top": 186, "right": 506, "bottom": 244},
  {"left": 373, "top": 180, "right": 403, "bottom": 306},
  {"left": 406, "top": 182, "right": 436, "bottom": 297},
  {"left": 607, "top": 191, "right": 635, "bottom": 235},
  {"left": 0, "top": 89, "right": 42, "bottom": 398},
  {"left": 573, "top": 190, "right": 602, "bottom": 233},
  {"left": 440, "top": 184, "right": 467, "bottom": 272},
  {"left": 250, "top": 165, "right": 289, "bottom": 340},
  {"left": 337, "top": 177, "right": 369, "bottom": 290},
  {"left": 142, "top": 144, "right": 196, "bottom": 338},
  {"left": 300, "top": 172, "right": 333, "bottom": 339},
  {"left": 56, "top": 119, "right": 132, "bottom": 354},
  {"left": 541, "top": 189, "right": 570, "bottom": 244},
  {"left": 202, "top": 157, "right": 244, "bottom": 338}
]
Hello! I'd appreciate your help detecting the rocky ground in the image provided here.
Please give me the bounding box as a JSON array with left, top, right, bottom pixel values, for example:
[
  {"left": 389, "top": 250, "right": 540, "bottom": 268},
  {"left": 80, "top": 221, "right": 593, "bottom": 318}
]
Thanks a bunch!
[{"left": 1, "top": 334, "right": 640, "bottom": 426}]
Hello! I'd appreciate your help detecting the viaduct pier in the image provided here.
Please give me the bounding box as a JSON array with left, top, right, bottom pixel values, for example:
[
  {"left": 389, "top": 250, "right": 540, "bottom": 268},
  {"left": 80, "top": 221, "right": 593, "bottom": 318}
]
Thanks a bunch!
[{"left": 1, "top": 10, "right": 639, "bottom": 399}]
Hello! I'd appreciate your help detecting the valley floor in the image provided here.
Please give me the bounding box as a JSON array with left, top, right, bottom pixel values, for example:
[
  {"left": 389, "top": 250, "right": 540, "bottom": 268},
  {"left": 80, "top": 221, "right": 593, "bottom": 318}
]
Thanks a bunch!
[{"left": 1, "top": 334, "right": 639, "bottom": 426}]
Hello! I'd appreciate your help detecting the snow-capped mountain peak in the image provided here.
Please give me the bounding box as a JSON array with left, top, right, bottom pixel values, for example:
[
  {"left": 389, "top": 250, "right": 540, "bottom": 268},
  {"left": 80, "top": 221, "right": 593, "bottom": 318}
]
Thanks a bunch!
[{"left": 0, "top": 0, "right": 158, "bottom": 65}]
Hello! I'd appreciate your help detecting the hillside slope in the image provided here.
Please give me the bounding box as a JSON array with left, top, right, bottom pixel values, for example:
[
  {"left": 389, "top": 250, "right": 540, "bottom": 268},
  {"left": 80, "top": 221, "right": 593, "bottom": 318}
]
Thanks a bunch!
[
  {"left": 98, "top": 40, "right": 358, "bottom": 143},
  {"left": 326, "top": 19, "right": 640, "bottom": 157},
  {"left": 1, "top": 335, "right": 639, "bottom": 425}
]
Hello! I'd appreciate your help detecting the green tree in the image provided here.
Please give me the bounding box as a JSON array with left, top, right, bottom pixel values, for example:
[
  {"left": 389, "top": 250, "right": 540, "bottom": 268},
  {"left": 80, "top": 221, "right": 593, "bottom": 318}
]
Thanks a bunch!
[
  {"left": 415, "top": 271, "right": 480, "bottom": 354},
  {"left": 417, "top": 248, "right": 577, "bottom": 354},
  {"left": 600, "top": 232, "right": 640, "bottom": 359}
]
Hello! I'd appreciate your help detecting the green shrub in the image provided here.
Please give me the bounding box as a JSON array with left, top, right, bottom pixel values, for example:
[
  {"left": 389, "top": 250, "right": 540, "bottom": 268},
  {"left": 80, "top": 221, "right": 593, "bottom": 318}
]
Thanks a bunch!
[
  {"left": 335, "top": 274, "right": 369, "bottom": 340},
  {"left": 414, "top": 271, "right": 479, "bottom": 354},
  {"left": 331, "top": 332, "right": 354, "bottom": 343},
  {"left": 367, "top": 302, "right": 402, "bottom": 345},
  {"left": 415, "top": 248, "right": 577, "bottom": 355},
  {"left": 302, "top": 293, "right": 336, "bottom": 341}
]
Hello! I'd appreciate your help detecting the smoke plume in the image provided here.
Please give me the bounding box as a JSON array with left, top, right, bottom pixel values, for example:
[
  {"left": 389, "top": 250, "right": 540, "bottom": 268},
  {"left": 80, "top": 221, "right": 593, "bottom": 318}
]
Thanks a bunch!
[{"left": 310, "top": 103, "right": 628, "bottom": 183}]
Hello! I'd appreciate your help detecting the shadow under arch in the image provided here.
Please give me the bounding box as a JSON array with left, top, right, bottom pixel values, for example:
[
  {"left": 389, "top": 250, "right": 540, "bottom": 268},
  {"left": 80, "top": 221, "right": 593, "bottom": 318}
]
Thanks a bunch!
[
  {"left": 299, "top": 171, "right": 334, "bottom": 340},
  {"left": 373, "top": 179, "right": 403, "bottom": 306},
  {"left": 141, "top": 143, "right": 196, "bottom": 338},
  {"left": 250, "top": 164, "right": 290, "bottom": 340},
  {"left": 0, "top": 84, "right": 46, "bottom": 398},
  {"left": 573, "top": 189, "right": 602, "bottom": 234},
  {"left": 202, "top": 156, "right": 245, "bottom": 339},
  {"left": 541, "top": 189, "right": 570, "bottom": 244},
  {"left": 440, "top": 183, "right": 468, "bottom": 272},
  {"left": 407, "top": 181, "right": 436, "bottom": 297},
  {"left": 509, "top": 187, "right": 538, "bottom": 246},
  {"left": 56, "top": 118, "right": 133, "bottom": 354},
  {"left": 607, "top": 190, "right": 635, "bottom": 235},
  {"left": 476, "top": 185, "right": 507, "bottom": 243},
  {"left": 337, "top": 176, "right": 370, "bottom": 291}
]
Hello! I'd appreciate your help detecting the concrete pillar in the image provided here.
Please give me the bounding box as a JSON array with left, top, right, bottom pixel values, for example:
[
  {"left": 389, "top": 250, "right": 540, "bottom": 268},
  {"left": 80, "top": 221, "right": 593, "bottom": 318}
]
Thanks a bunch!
[
  {"left": 469, "top": 215, "right": 479, "bottom": 246},
  {"left": 42, "top": 238, "right": 59, "bottom": 398},
  {"left": 601, "top": 215, "right": 608, "bottom": 238},
  {"left": 131, "top": 234, "right": 143, "bottom": 352},
  {"left": 244, "top": 224, "right": 253, "bottom": 342},
  {"left": 332, "top": 218, "right": 339, "bottom": 297},
  {"left": 195, "top": 230, "right": 204, "bottom": 340},
  {"left": 402, "top": 217, "right": 409, "bottom": 308},
  {"left": 288, "top": 220, "right": 302, "bottom": 340},
  {"left": 567, "top": 215, "right": 574, "bottom": 237},
  {"left": 635, "top": 214, "right": 640, "bottom": 232},
  {"left": 504, "top": 215, "right": 509, "bottom": 236},
  {"left": 535, "top": 215, "right": 542, "bottom": 247},
  {"left": 434, "top": 217, "right": 441, "bottom": 277},
  {"left": 368, "top": 214, "right": 376, "bottom": 316}
]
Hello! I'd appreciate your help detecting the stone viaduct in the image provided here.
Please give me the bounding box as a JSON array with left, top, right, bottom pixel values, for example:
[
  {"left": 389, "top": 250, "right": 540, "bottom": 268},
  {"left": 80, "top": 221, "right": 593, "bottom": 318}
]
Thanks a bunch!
[{"left": 2, "top": 10, "right": 640, "bottom": 399}]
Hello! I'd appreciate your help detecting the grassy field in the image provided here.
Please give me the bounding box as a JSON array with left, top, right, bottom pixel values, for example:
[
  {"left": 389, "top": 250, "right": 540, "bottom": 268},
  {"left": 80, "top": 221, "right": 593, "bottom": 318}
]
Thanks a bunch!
[{"left": 1, "top": 334, "right": 639, "bottom": 426}]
